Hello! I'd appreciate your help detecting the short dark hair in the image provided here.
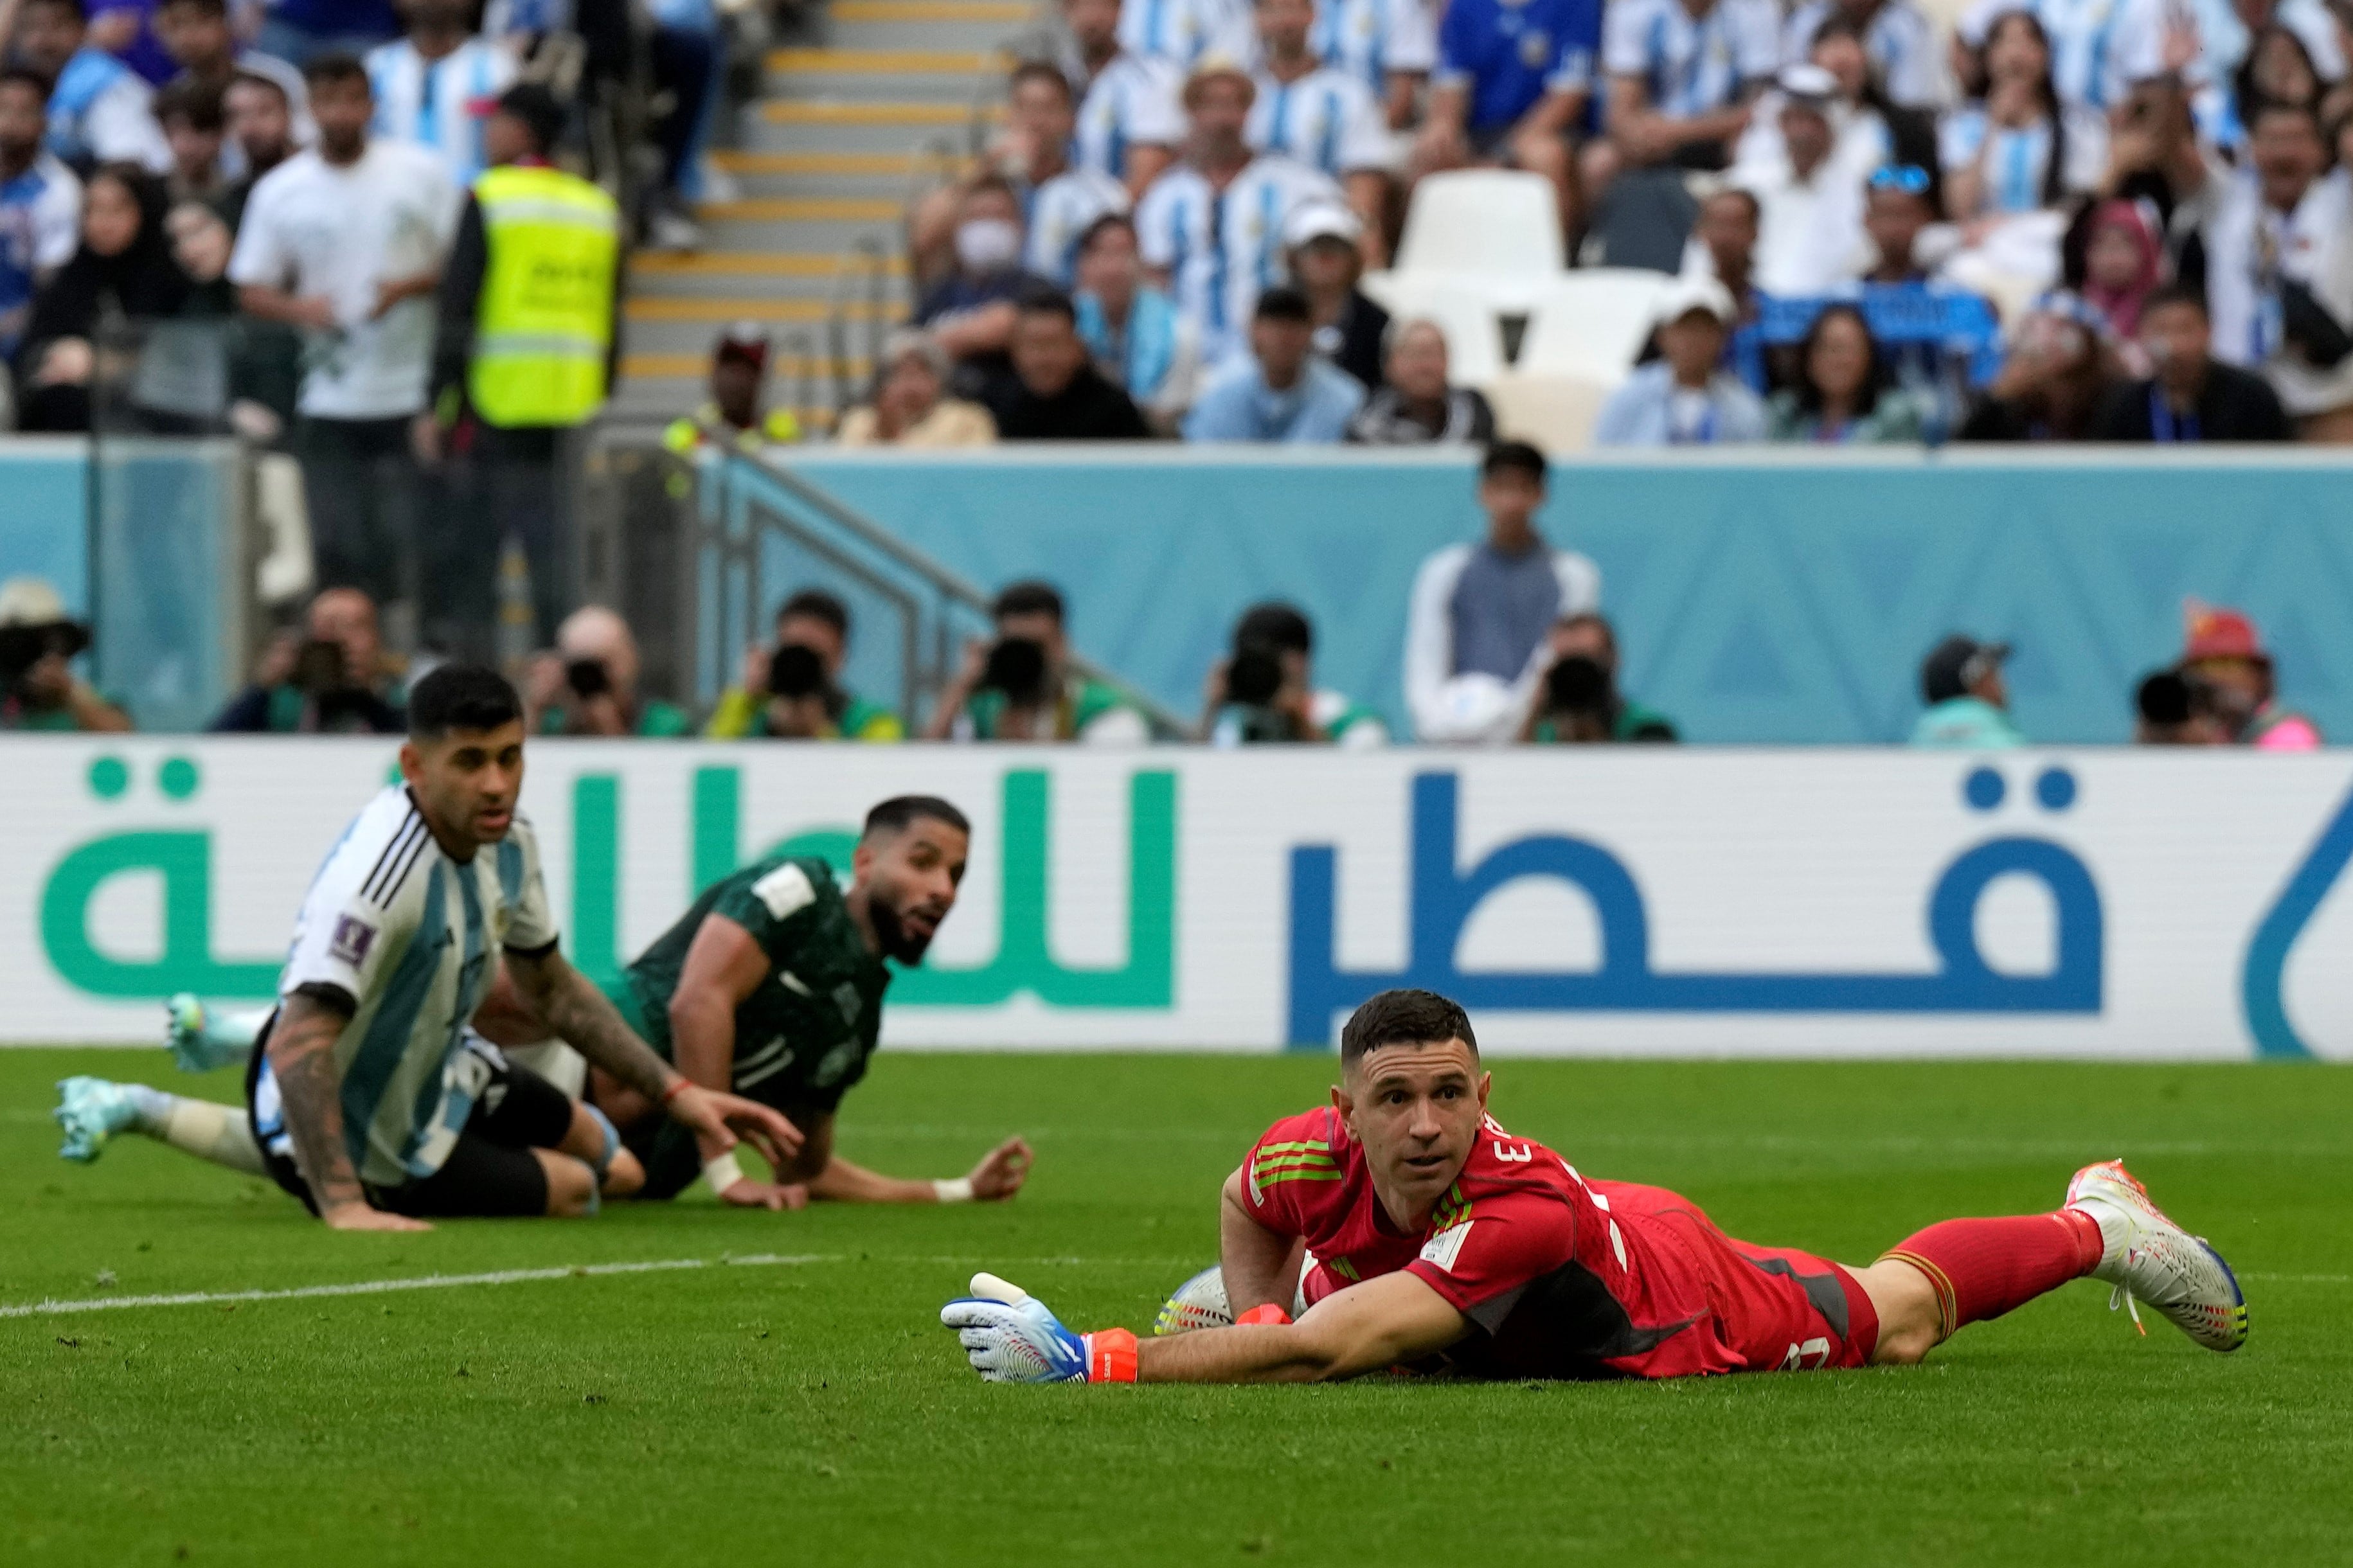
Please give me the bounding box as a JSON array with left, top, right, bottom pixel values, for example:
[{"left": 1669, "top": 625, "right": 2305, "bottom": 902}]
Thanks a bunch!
[
  {"left": 863, "top": 794, "right": 971, "bottom": 839},
  {"left": 1704, "top": 186, "right": 1762, "bottom": 226},
  {"left": 777, "top": 587, "right": 849, "bottom": 638},
  {"left": 300, "top": 51, "right": 370, "bottom": 91},
  {"left": 157, "top": 0, "right": 227, "bottom": 15},
  {"left": 993, "top": 580, "right": 1065, "bottom": 625},
  {"left": 1555, "top": 610, "right": 1616, "bottom": 659},
  {"left": 2141, "top": 281, "right": 2209, "bottom": 321},
  {"left": 1235, "top": 601, "right": 1311, "bottom": 655},
  {"left": 1008, "top": 58, "right": 1073, "bottom": 104},
  {"left": 1253, "top": 285, "right": 1312, "bottom": 324},
  {"left": 1340, "top": 988, "right": 1478, "bottom": 1067},
  {"left": 0, "top": 66, "right": 52, "bottom": 104},
  {"left": 494, "top": 82, "right": 564, "bottom": 156},
  {"left": 2250, "top": 97, "right": 2322, "bottom": 136},
  {"left": 1481, "top": 440, "right": 1548, "bottom": 484},
  {"left": 963, "top": 170, "right": 1019, "bottom": 205},
  {"left": 154, "top": 77, "right": 225, "bottom": 133},
  {"left": 1076, "top": 210, "right": 1136, "bottom": 256},
  {"left": 407, "top": 663, "right": 523, "bottom": 738},
  {"left": 20, "top": 0, "right": 87, "bottom": 22},
  {"left": 1015, "top": 285, "right": 1077, "bottom": 324}
]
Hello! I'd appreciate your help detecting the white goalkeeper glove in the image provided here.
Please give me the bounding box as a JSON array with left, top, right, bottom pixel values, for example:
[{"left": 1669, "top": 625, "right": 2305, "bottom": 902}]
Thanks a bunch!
[{"left": 939, "top": 1272, "right": 1136, "bottom": 1384}]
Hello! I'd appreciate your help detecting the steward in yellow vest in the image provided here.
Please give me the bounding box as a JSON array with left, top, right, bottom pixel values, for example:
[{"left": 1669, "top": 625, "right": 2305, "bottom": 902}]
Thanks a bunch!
[{"left": 422, "top": 83, "right": 623, "bottom": 652}]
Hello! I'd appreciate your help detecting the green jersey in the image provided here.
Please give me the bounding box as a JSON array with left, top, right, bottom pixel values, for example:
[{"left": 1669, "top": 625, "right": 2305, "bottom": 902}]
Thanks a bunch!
[{"left": 619, "top": 855, "right": 891, "bottom": 1197}]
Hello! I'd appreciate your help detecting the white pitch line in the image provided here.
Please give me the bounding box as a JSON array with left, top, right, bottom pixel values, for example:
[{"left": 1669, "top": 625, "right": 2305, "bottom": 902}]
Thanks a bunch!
[
  {"left": 0, "top": 1252, "right": 837, "bottom": 1319},
  {"left": 2241, "top": 1272, "right": 2349, "bottom": 1284}
]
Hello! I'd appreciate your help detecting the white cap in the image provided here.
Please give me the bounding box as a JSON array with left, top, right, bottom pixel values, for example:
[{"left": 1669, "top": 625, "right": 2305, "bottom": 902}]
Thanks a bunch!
[
  {"left": 1181, "top": 53, "right": 1255, "bottom": 104},
  {"left": 0, "top": 576, "right": 69, "bottom": 628},
  {"left": 1652, "top": 274, "right": 1737, "bottom": 328},
  {"left": 1776, "top": 62, "right": 1838, "bottom": 104},
  {"left": 1283, "top": 199, "right": 1362, "bottom": 249}
]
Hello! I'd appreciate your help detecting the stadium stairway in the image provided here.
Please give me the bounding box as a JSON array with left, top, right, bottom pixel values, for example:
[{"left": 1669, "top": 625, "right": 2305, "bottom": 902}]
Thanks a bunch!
[{"left": 611, "top": 2, "right": 1036, "bottom": 431}]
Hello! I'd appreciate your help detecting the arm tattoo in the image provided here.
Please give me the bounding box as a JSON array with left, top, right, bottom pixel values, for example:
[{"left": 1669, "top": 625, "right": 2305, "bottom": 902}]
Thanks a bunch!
[
  {"left": 268, "top": 994, "right": 363, "bottom": 1211},
  {"left": 523, "top": 950, "right": 676, "bottom": 1100}
]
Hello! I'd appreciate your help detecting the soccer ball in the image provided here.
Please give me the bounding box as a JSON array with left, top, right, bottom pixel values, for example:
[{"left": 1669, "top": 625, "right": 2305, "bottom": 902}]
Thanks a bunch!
[{"left": 1153, "top": 1265, "right": 1231, "bottom": 1335}]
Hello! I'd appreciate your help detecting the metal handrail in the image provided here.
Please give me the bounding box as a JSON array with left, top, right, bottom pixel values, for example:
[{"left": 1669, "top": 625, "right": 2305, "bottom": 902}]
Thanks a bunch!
[
  {"left": 824, "top": 234, "right": 888, "bottom": 411},
  {"left": 731, "top": 452, "right": 1190, "bottom": 736}
]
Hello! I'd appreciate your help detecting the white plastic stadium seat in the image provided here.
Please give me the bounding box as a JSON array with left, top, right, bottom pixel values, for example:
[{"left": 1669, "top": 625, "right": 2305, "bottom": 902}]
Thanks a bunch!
[
  {"left": 1370, "top": 277, "right": 1508, "bottom": 387},
  {"left": 1393, "top": 170, "right": 1564, "bottom": 284},
  {"left": 1483, "top": 373, "right": 1614, "bottom": 454},
  {"left": 1515, "top": 269, "right": 1678, "bottom": 385}
]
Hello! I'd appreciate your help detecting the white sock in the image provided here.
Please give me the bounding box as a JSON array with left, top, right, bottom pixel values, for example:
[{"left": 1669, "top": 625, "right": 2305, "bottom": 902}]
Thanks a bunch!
[{"left": 156, "top": 1095, "right": 267, "bottom": 1175}]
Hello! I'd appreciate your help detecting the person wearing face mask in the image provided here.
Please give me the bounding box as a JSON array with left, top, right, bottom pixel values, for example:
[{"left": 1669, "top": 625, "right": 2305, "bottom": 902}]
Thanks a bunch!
[{"left": 914, "top": 174, "right": 1054, "bottom": 409}]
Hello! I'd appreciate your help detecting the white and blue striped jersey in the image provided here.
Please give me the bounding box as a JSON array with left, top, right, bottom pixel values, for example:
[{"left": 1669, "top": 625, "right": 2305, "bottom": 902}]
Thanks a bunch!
[
  {"left": 1249, "top": 65, "right": 1392, "bottom": 175},
  {"left": 1024, "top": 165, "right": 1131, "bottom": 284},
  {"left": 1135, "top": 153, "right": 1339, "bottom": 364},
  {"left": 256, "top": 787, "right": 559, "bottom": 1189},
  {"left": 1314, "top": 0, "right": 1439, "bottom": 96},
  {"left": 1780, "top": 0, "right": 1940, "bottom": 108},
  {"left": 1075, "top": 51, "right": 1185, "bottom": 182},
  {"left": 1939, "top": 103, "right": 2107, "bottom": 211},
  {"left": 1120, "top": 0, "right": 1252, "bottom": 67},
  {"left": 1601, "top": 0, "right": 1780, "bottom": 117},
  {"left": 365, "top": 36, "right": 518, "bottom": 188}
]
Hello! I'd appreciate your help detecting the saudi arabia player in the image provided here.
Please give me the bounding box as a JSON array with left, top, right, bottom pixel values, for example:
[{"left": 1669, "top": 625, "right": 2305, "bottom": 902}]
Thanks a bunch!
[
  {"left": 57, "top": 666, "right": 799, "bottom": 1229},
  {"left": 940, "top": 988, "right": 2247, "bottom": 1384},
  {"left": 494, "top": 794, "right": 1031, "bottom": 1210}
]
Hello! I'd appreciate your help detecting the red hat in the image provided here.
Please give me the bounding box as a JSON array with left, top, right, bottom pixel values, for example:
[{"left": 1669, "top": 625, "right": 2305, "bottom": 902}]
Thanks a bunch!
[{"left": 2181, "top": 598, "right": 2270, "bottom": 665}]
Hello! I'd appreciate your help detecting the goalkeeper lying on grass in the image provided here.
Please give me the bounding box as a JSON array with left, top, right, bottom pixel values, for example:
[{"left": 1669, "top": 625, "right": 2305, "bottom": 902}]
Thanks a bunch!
[{"left": 942, "top": 988, "right": 2247, "bottom": 1384}]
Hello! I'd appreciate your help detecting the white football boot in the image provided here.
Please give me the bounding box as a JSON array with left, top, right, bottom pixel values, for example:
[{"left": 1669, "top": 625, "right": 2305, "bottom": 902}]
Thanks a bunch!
[{"left": 2064, "top": 1159, "right": 2248, "bottom": 1352}]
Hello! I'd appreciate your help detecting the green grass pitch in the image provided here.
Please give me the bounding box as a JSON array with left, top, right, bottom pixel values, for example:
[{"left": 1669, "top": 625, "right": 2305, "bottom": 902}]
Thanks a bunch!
[{"left": 2, "top": 1048, "right": 2347, "bottom": 1565}]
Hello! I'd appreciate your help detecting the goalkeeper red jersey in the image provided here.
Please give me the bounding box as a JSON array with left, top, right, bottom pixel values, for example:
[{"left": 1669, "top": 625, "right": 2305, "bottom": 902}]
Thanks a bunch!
[{"left": 1242, "top": 1107, "right": 1879, "bottom": 1379}]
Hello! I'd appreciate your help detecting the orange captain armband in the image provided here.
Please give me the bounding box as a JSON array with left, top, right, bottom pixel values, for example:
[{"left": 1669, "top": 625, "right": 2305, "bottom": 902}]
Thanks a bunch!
[
  {"left": 1084, "top": 1328, "right": 1138, "bottom": 1382},
  {"left": 1235, "top": 1304, "right": 1292, "bottom": 1326}
]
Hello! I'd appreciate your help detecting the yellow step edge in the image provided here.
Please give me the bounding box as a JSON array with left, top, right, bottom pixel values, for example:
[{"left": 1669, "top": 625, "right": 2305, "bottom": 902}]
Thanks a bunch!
[
  {"left": 623, "top": 352, "right": 872, "bottom": 379},
  {"left": 761, "top": 100, "right": 996, "bottom": 124},
  {"left": 697, "top": 197, "right": 905, "bottom": 221},
  {"left": 627, "top": 297, "right": 906, "bottom": 323},
  {"left": 708, "top": 150, "right": 926, "bottom": 175},
  {"left": 767, "top": 46, "right": 1005, "bottom": 72},
  {"left": 832, "top": 0, "right": 1035, "bottom": 17},
  {"left": 632, "top": 250, "right": 909, "bottom": 276}
]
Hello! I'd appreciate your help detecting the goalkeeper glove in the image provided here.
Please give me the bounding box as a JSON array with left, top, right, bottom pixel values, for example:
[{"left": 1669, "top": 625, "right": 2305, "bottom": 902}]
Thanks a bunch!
[{"left": 940, "top": 1272, "right": 1137, "bottom": 1384}]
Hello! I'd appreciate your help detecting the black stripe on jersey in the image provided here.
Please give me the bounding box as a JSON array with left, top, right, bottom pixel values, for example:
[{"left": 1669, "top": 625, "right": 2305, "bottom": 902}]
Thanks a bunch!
[
  {"left": 370, "top": 822, "right": 433, "bottom": 910},
  {"left": 358, "top": 810, "right": 425, "bottom": 905}
]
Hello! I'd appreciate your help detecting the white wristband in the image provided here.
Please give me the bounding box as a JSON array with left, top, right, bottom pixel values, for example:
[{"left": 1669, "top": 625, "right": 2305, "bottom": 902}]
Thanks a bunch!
[
  {"left": 702, "top": 1150, "right": 747, "bottom": 1195},
  {"left": 932, "top": 1177, "right": 974, "bottom": 1204}
]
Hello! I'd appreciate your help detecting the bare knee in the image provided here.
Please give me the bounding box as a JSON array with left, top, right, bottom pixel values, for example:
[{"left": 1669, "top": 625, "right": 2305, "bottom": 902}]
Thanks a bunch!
[
  {"left": 1578, "top": 139, "right": 1619, "bottom": 194},
  {"left": 535, "top": 1150, "right": 598, "bottom": 1217},
  {"left": 1854, "top": 1259, "right": 1943, "bottom": 1366},
  {"left": 602, "top": 1147, "right": 645, "bottom": 1198}
]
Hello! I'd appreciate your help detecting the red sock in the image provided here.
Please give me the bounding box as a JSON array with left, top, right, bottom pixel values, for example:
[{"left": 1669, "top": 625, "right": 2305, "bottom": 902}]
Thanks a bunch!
[{"left": 1880, "top": 1211, "right": 2103, "bottom": 1341}]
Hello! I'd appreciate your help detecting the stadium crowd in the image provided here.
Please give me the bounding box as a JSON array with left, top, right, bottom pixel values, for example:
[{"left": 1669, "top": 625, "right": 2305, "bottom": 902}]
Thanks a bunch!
[{"left": 839, "top": 0, "right": 2353, "bottom": 448}]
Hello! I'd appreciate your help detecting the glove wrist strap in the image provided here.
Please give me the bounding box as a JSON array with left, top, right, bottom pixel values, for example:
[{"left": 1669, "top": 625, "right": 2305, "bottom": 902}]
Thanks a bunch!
[
  {"left": 1083, "top": 1328, "right": 1138, "bottom": 1383},
  {"left": 1235, "top": 1303, "right": 1292, "bottom": 1326}
]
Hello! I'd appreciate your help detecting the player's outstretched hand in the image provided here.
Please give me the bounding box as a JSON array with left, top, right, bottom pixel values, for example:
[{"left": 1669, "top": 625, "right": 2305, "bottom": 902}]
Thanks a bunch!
[
  {"left": 968, "top": 1137, "right": 1033, "bottom": 1201},
  {"left": 940, "top": 1272, "right": 1088, "bottom": 1383},
  {"left": 321, "top": 1201, "right": 433, "bottom": 1233},
  {"left": 719, "top": 1179, "right": 810, "bottom": 1211},
  {"left": 667, "top": 1085, "right": 803, "bottom": 1170}
]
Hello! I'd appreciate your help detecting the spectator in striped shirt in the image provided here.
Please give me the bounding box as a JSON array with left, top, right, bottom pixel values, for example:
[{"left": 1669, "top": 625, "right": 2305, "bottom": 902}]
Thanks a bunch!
[
  {"left": 363, "top": 0, "right": 516, "bottom": 188},
  {"left": 1065, "top": 0, "right": 1184, "bottom": 196},
  {"left": 1002, "top": 60, "right": 1129, "bottom": 287},
  {"left": 1247, "top": 0, "right": 1393, "bottom": 264}
]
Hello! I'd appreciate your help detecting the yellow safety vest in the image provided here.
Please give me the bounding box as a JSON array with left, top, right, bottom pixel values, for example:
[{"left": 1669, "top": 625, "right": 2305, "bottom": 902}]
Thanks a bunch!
[{"left": 469, "top": 164, "right": 620, "bottom": 427}]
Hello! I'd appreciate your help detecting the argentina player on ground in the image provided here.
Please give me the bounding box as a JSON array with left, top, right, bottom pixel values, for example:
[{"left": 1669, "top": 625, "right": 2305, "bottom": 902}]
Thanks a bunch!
[
  {"left": 941, "top": 988, "right": 2248, "bottom": 1384},
  {"left": 60, "top": 665, "right": 801, "bottom": 1232}
]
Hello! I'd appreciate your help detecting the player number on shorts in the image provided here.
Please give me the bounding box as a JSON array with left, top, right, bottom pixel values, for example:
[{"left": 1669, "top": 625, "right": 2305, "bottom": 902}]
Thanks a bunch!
[{"left": 1777, "top": 1337, "right": 1832, "bottom": 1371}]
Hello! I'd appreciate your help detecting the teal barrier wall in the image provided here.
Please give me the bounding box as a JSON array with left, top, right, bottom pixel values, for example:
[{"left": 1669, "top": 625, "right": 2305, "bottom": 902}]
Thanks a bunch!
[
  {"left": 783, "top": 449, "right": 2353, "bottom": 744},
  {"left": 0, "top": 438, "right": 239, "bottom": 732}
]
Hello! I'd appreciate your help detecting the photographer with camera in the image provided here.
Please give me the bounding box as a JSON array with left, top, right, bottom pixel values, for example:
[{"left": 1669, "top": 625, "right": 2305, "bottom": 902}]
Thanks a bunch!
[
  {"left": 1200, "top": 602, "right": 1387, "bottom": 747},
  {"left": 1517, "top": 612, "right": 1677, "bottom": 745},
  {"left": 2133, "top": 668, "right": 2223, "bottom": 745},
  {"left": 0, "top": 578, "right": 131, "bottom": 732},
  {"left": 925, "top": 580, "right": 1147, "bottom": 744},
  {"left": 523, "top": 605, "right": 693, "bottom": 738},
  {"left": 704, "top": 589, "right": 904, "bottom": 742},
  {"left": 211, "top": 587, "right": 404, "bottom": 734}
]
